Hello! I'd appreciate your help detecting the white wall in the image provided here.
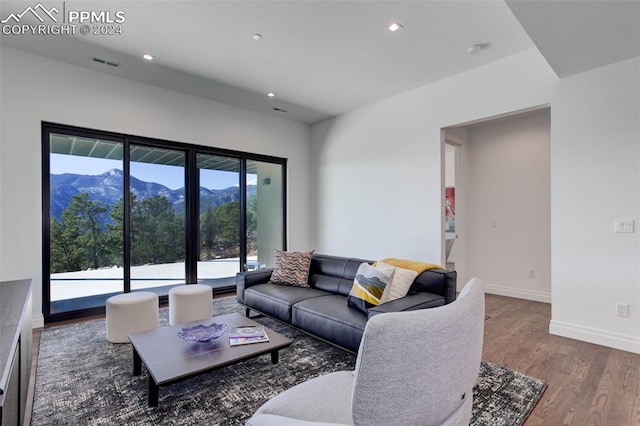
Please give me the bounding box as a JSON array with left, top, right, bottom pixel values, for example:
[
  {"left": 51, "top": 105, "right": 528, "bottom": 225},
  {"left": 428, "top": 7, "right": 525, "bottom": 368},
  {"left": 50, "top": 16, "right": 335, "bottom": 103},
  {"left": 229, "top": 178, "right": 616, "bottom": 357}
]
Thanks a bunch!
[
  {"left": 0, "top": 47, "right": 311, "bottom": 327},
  {"left": 311, "top": 48, "right": 640, "bottom": 353},
  {"left": 444, "top": 144, "right": 456, "bottom": 187},
  {"left": 465, "top": 111, "right": 551, "bottom": 303},
  {"left": 550, "top": 57, "right": 640, "bottom": 353},
  {"left": 310, "top": 48, "right": 556, "bottom": 263},
  {"left": 0, "top": 53, "right": 3, "bottom": 279}
]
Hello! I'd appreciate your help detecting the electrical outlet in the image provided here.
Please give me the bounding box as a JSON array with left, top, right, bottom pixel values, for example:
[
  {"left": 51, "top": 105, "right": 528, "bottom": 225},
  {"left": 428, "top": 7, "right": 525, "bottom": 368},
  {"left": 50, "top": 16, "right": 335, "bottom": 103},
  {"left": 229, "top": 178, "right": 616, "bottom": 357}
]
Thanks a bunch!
[
  {"left": 616, "top": 303, "right": 629, "bottom": 317},
  {"left": 615, "top": 220, "right": 634, "bottom": 233},
  {"left": 528, "top": 269, "right": 535, "bottom": 279}
]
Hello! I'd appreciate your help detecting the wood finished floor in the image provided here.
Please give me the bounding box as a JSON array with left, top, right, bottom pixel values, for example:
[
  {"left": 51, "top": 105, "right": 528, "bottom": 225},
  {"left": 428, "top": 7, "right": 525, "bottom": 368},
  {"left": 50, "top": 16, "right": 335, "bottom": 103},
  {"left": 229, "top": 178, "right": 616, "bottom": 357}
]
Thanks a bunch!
[
  {"left": 483, "top": 295, "right": 640, "bottom": 425},
  {"left": 26, "top": 294, "right": 640, "bottom": 425}
]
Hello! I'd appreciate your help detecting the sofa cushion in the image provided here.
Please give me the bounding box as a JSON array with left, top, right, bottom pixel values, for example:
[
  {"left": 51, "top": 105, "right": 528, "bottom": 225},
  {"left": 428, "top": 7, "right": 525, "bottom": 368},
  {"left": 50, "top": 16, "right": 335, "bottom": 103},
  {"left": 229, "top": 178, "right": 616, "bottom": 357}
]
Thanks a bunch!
[
  {"left": 270, "top": 249, "right": 314, "bottom": 287},
  {"left": 309, "top": 275, "right": 351, "bottom": 296},
  {"left": 367, "top": 292, "right": 446, "bottom": 319},
  {"left": 347, "top": 262, "right": 395, "bottom": 314},
  {"left": 245, "top": 283, "right": 330, "bottom": 322},
  {"left": 293, "top": 294, "right": 368, "bottom": 352},
  {"left": 309, "top": 255, "right": 371, "bottom": 296}
]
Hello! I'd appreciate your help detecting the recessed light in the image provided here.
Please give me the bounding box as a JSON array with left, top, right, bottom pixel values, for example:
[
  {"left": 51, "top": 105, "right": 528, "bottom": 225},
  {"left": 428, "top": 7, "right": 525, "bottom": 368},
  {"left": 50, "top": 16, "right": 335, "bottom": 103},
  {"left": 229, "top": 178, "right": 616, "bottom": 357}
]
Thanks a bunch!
[
  {"left": 467, "top": 43, "right": 490, "bottom": 55},
  {"left": 266, "top": 92, "right": 276, "bottom": 98},
  {"left": 252, "top": 34, "right": 262, "bottom": 40},
  {"left": 388, "top": 21, "right": 403, "bottom": 32},
  {"left": 143, "top": 54, "right": 154, "bottom": 61}
]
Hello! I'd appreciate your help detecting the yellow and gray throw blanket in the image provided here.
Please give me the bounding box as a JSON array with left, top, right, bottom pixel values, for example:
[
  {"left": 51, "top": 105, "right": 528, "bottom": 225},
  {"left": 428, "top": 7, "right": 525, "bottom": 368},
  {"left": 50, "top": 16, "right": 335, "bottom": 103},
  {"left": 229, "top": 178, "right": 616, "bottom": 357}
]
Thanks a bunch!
[{"left": 377, "top": 258, "right": 442, "bottom": 274}]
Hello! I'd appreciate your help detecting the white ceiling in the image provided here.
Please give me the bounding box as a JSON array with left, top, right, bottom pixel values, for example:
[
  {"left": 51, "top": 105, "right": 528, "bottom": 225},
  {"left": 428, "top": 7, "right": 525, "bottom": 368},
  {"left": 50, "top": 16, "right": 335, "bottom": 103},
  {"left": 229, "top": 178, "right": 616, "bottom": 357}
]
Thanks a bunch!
[{"left": 1, "top": 1, "right": 639, "bottom": 124}]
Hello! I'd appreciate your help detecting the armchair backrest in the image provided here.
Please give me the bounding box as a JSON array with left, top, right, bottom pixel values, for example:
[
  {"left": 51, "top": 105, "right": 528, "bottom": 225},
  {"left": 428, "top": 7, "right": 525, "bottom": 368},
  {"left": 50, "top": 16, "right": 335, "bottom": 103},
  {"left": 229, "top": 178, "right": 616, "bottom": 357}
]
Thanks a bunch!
[{"left": 351, "top": 278, "right": 484, "bottom": 425}]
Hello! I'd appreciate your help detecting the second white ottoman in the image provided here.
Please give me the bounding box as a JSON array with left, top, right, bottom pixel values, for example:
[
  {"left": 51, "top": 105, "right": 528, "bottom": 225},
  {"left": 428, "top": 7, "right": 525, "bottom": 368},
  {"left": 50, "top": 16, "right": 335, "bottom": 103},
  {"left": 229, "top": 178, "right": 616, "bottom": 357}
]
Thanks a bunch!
[
  {"left": 106, "top": 291, "right": 159, "bottom": 343},
  {"left": 169, "top": 284, "right": 213, "bottom": 325}
]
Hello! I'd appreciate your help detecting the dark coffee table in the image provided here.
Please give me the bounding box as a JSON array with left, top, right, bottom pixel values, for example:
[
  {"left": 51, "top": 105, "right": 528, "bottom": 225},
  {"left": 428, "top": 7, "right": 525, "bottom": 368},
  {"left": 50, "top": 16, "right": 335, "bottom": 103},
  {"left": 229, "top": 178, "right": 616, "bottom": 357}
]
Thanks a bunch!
[{"left": 128, "top": 312, "right": 293, "bottom": 407}]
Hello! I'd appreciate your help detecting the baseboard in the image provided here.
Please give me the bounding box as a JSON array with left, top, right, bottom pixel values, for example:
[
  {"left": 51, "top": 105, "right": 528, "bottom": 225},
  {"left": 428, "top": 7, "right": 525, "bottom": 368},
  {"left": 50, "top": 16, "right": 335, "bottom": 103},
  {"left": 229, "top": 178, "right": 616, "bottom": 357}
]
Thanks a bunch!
[
  {"left": 550, "top": 320, "right": 640, "bottom": 354},
  {"left": 32, "top": 313, "right": 44, "bottom": 329},
  {"left": 484, "top": 283, "right": 551, "bottom": 304}
]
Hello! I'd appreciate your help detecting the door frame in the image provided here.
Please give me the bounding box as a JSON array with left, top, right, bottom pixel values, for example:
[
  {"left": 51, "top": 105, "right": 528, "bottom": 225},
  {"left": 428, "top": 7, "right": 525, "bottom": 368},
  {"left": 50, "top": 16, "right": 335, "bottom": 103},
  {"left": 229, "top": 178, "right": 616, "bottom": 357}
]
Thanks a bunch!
[{"left": 441, "top": 132, "right": 464, "bottom": 289}]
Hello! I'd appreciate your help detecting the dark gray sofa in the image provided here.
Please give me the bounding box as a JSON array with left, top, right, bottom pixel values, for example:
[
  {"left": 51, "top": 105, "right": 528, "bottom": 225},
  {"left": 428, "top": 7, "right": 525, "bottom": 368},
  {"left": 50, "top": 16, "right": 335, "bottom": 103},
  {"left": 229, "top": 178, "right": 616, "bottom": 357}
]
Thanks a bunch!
[{"left": 236, "top": 254, "right": 457, "bottom": 352}]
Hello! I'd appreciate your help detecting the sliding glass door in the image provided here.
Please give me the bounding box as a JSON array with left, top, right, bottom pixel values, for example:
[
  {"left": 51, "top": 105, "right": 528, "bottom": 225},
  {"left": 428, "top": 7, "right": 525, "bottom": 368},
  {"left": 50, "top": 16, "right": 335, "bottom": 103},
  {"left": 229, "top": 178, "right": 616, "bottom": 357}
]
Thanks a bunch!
[
  {"left": 48, "top": 133, "right": 125, "bottom": 314},
  {"left": 43, "top": 123, "right": 287, "bottom": 322},
  {"left": 129, "top": 144, "right": 186, "bottom": 291},
  {"left": 196, "top": 154, "right": 241, "bottom": 283},
  {"left": 246, "top": 159, "right": 284, "bottom": 270}
]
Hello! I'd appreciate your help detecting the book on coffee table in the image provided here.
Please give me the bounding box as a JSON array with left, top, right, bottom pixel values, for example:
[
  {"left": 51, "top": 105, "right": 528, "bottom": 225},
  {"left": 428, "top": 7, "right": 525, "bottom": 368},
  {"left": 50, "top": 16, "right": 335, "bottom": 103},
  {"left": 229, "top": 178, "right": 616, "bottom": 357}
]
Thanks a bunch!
[
  {"left": 229, "top": 326, "right": 266, "bottom": 338},
  {"left": 229, "top": 326, "right": 270, "bottom": 346}
]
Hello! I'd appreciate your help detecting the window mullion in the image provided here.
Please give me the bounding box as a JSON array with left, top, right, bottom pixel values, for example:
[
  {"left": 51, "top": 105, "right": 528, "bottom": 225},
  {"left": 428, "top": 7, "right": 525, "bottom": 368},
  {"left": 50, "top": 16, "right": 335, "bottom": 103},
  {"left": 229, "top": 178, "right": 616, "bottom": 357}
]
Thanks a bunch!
[{"left": 123, "top": 138, "right": 131, "bottom": 293}]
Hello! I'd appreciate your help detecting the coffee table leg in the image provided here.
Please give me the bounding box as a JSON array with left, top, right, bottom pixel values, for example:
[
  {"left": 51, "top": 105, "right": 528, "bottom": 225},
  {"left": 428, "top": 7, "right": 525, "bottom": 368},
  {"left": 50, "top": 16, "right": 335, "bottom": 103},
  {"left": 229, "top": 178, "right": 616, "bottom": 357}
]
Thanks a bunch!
[
  {"left": 271, "top": 349, "right": 279, "bottom": 364},
  {"left": 149, "top": 377, "right": 159, "bottom": 407},
  {"left": 133, "top": 347, "right": 141, "bottom": 376}
]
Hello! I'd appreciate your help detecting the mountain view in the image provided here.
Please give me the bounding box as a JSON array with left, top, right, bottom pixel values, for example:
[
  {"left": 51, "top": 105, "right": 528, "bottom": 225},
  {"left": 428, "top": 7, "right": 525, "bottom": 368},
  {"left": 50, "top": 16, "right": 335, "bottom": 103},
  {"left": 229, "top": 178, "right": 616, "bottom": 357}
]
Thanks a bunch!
[
  {"left": 49, "top": 169, "right": 257, "bottom": 273},
  {"left": 50, "top": 168, "right": 256, "bottom": 221}
]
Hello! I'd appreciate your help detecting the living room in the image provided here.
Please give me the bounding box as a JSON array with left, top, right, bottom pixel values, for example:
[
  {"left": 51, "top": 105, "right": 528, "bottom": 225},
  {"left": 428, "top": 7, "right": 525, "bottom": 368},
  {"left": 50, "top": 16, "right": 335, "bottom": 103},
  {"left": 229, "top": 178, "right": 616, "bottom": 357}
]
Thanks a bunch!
[{"left": 1, "top": 0, "right": 639, "bottom": 424}]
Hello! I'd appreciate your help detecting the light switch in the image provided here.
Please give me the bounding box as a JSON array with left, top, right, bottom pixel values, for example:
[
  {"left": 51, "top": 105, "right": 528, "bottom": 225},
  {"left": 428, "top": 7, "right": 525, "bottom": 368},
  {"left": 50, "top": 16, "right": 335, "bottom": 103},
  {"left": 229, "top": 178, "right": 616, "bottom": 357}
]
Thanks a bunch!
[{"left": 615, "top": 220, "right": 634, "bottom": 233}]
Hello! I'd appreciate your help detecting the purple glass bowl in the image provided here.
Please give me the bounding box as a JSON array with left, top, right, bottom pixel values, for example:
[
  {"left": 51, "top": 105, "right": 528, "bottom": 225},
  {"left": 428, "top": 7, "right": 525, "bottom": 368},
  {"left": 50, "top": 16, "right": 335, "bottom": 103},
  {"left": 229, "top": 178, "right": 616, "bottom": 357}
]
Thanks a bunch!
[{"left": 178, "top": 323, "right": 228, "bottom": 342}]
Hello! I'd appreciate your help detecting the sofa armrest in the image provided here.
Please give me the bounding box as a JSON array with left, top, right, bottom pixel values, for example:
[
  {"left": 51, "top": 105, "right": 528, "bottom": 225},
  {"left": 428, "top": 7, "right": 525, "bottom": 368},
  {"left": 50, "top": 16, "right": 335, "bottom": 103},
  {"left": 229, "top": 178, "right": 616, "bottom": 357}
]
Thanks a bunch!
[
  {"left": 411, "top": 269, "right": 457, "bottom": 304},
  {"left": 236, "top": 268, "right": 274, "bottom": 304},
  {"left": 367, "top": 292, "right": 445, "bottom": 319}
]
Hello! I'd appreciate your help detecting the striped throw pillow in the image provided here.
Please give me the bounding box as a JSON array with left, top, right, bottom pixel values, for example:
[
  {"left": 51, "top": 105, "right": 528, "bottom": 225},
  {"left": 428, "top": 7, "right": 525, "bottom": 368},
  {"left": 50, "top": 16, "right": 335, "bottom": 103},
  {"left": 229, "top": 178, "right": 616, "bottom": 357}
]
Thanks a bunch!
[
  {"left": 347, "top": 262, "right": 395, "bottom": 314},
  {"left": 270, "top": 249, "right": 314, "bottom": 287}
]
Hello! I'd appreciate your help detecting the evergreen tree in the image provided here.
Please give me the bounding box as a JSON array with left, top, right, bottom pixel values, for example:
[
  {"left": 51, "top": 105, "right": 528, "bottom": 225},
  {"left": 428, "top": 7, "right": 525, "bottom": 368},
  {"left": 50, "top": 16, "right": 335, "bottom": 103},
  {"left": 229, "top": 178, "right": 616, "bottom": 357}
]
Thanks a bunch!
[
  {"left": 49, "top": 193, "right": 109, "bottom": 272},
  {"left": 130, "top": 195, "right": 184, "bottom": 265},
  {"left": 105, "top": 197, "right": 124, "bottom": 267},
  {"left": 246, "top": 193, "right": 258, "bottom": 255},
  {"left": 200, "top": 202, "right": 215, "bottom": 259},
  {"left": 50, "top": 216, "right": 83, "bottom": 273},
  {"left": 213, "top": 201, "right": 240, "bottom": 258}
]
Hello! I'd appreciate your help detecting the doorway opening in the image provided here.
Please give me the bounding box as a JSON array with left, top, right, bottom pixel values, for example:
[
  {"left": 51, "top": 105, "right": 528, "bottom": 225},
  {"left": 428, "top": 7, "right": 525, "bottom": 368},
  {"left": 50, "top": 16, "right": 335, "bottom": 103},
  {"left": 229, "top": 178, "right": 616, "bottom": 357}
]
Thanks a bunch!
[
  {"left": 442, "top": 106, "right": 551, "bottom": 299},
  {"left": 443, "top": 141, "right": 460, "bottom": 272}
]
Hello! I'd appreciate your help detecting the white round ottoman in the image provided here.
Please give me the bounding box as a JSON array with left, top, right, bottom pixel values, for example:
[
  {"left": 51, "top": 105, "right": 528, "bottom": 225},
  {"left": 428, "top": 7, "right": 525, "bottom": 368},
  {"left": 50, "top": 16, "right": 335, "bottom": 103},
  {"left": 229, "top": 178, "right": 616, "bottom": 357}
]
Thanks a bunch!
[
  {"left": 169, "top": 284, "right": 213, "bottom": 325},
  {"left": 106, "top": 291, "right": 159, "bottom": 343}
]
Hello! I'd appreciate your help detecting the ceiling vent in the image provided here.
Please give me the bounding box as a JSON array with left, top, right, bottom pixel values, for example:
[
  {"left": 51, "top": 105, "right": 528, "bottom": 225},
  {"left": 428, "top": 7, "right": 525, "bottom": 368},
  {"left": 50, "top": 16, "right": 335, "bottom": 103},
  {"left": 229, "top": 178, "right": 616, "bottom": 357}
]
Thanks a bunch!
[
  {"left": 92, "top": 57, "right": 120, "bottom": 68},
  {"left": 272, "top": 107, "right": 287, "bottom": 113}
]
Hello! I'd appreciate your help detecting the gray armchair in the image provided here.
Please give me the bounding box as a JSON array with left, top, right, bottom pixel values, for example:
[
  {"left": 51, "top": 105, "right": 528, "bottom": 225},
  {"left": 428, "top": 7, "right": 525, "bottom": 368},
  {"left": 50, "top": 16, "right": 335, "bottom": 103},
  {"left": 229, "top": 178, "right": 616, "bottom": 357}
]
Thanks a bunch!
[{"left": 246, "top": 278, "right": 485, "bottom": 426}]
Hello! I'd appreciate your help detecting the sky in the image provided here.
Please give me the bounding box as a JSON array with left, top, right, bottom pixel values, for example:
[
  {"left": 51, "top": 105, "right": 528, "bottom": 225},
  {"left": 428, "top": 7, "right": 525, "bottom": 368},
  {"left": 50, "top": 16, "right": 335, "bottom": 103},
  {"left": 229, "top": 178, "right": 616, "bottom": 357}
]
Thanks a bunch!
[{"left": 50, "top": 154, "right": 256, "bottom": 190}]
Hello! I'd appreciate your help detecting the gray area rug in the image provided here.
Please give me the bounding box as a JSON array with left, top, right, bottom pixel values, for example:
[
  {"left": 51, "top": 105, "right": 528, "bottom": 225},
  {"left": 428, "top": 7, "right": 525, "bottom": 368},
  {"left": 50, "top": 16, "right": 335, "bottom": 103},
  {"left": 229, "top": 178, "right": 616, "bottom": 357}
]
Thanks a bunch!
[{"left": 32, "top": 296, "right": 546, "bottom": 425}]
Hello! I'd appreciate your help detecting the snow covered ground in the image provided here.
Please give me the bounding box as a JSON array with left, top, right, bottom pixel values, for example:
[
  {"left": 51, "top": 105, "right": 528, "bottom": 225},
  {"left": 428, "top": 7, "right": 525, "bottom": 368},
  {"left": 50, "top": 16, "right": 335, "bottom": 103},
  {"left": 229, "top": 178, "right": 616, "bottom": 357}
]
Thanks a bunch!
[{"left": 50, "top": 257, "right": 256, "bottom": 301}]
